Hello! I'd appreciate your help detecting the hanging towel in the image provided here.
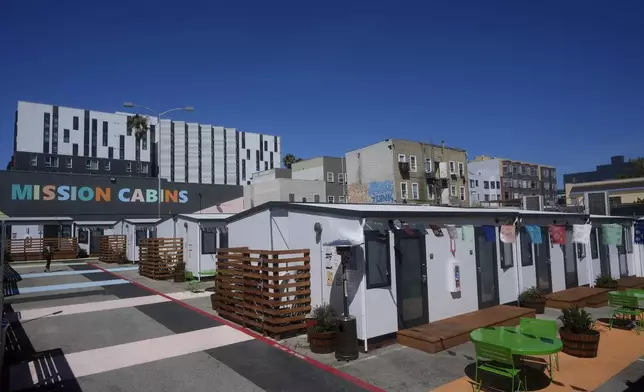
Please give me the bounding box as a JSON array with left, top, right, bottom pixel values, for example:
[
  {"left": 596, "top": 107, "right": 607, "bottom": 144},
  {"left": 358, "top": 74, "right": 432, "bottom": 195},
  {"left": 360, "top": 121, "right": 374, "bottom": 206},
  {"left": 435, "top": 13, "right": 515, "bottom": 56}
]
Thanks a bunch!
[
  {"left": 525, "top": 225, "right": 543, "bottom": 244},
  {"left": 549, "top": 225, "right": 566, "bottom": 245},
  {"left": 602, "top": 224, "right": 622, "bottom": 245},
  {"left": 482, "top": 225, "right": 496, "bottom": 243},
  {"left": 461, "top": 225, "right": 475, "bottom": 243},
  {"left": 500, "top": 225, "right": 516, "bottom": 243},
  {"left": 572, "top": 224, "right": 592, "bottom": 244},
  {"left": 429, "top": 225, "right": 444, "bottom": 237},
  {"left": 446, "top": 225, "right": 459, "bottom": 240},
  {"left": 635, "top": 222, "right": 644, "bottom": 245}
]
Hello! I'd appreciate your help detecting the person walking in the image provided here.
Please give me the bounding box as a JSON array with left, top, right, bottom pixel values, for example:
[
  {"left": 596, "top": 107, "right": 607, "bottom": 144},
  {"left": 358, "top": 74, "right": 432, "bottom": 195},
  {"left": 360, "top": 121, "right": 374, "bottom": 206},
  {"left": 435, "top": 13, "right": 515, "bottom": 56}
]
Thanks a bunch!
[{"left": 44, "top": 245, "right": 52, "bottom": 272}]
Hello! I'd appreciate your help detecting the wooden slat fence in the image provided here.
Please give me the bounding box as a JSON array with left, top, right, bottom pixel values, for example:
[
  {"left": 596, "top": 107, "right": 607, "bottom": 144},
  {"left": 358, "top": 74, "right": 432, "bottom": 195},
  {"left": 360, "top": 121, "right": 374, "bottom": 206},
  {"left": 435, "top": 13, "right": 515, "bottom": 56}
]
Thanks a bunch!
[
  {"left": 138, "top": 238, "right": 183, "bottom": 280},
  {"left": 7, "top": 238, "right": 78, "bottom": 261},
  {"left": 214, "top": 248, "right": 311, "bottom": 339},
  {"left": 99, "top": 235, "right": 127, "bottom": 264}
]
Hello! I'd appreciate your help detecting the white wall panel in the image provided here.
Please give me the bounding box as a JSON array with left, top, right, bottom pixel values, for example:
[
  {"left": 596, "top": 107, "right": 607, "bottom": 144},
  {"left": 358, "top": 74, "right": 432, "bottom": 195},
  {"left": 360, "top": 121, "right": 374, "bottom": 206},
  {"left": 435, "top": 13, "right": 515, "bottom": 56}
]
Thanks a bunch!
[
  {"left": 187, "top": 123, "right": 200, "bottom": 183},
  {"left": 213, "top": 126, "right": 226, "bottom": 184},
  {"left": 201, "top": 124, "right": 213, "bottom": 184},
  {"left": 159, "top": 120, "right": 172, "bottom": 180},
  {"left": 173, "top": 121, "right": 186, "bottom": 183},
  {"left": 225, "top": 128, "right": 237, "bottom": 185}
]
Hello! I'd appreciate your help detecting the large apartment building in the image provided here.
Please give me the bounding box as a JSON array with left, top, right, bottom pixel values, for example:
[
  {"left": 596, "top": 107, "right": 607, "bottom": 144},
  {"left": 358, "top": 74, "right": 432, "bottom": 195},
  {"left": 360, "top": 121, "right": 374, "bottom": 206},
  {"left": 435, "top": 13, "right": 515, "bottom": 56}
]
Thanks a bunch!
[
  {"left": 291, "top": 156, "right": 347, "bottom": 203},
  {"left": 345, "top": 139, "right": 469, "bottom": 206},
  {"left": 468, "top": 156, "right": 557, "bottom": 206},
  {"left": 10, "top": 101, "right": 281, "bottom": 185}
]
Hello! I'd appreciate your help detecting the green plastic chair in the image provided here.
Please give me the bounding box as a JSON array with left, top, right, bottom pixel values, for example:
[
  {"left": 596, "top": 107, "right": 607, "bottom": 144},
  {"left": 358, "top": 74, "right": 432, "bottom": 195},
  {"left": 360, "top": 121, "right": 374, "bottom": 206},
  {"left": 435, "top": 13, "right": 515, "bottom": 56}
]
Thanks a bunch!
[
  {"left": 608, "top": 292, "right": 643, "bottom": 335},
  {"left": 626, "top": 288, "right": 644, "bottom": 296},
  {"left": 473, "top": 340, "right": 526, "bottom": 392},
  {"left": 185, "top": 271, "right": 202, "bottom": 292},
  {"left": 519, "top": 318, "right": 559, "bottom": 379}
]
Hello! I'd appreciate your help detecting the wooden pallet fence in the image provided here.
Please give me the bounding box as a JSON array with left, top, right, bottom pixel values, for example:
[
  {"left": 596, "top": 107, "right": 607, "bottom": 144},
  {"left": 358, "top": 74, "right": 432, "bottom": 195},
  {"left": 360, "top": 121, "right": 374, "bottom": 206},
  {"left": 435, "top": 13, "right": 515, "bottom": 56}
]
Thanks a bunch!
[
  {"left": 99, "top": 235, "right": 127, "bottom": 264},
  {"left": 214, "top": 248, "right": 311, "bottom": 339},
  {"left": 138, "top": 238, "right": 184, "bottom": 280},
  {"left": 7, "top": 238, "right": 78, "bottom": 261}
]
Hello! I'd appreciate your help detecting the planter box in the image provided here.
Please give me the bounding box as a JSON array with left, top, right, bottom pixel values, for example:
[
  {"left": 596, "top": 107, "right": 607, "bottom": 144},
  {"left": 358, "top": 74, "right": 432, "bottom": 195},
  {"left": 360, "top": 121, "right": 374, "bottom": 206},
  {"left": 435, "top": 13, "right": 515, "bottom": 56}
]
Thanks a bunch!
[
  {"left": 596, "top": 283, "right": 618, "bottom": 290},
  {"left": 309, "top": 330, "right": 336, "bottom": 354},
  {"left": 559, "top": 328, "right": 600, "bottom": 358},
  {"left": 521, "top": 299, "right": 546, "bottom": 314}
]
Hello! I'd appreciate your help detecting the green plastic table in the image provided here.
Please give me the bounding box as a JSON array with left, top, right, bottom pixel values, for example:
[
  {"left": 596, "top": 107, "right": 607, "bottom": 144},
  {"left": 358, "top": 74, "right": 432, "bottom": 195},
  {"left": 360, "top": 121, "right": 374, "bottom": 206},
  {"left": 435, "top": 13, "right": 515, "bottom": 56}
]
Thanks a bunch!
[
  {"left": 609, "top": 290, "right": 644, "bottom": 298},
  {"left": 470, "top": 326, "right": 562, "bottom": 356}
]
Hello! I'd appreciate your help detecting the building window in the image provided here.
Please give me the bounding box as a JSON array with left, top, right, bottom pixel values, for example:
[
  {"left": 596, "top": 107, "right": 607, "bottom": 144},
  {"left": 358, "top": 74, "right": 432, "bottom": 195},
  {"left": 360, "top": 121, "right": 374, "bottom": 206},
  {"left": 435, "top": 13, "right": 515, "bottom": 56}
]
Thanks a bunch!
[
  {"left": 270, "top": 152, "right": 274, "bottom": 169},
  {"left": 470, "top": 179, "right": 475, "bottom": 188},
  {"left": 427, "top": 184, "right": 434, "bottom": 199},
  {"left": 409, "top": 155, "right": 417, "bottom": 172},
  {"left": 411, "top": 183, "right": 419, "bottom": 199},
  {"left": 44, "top": 156, "right": 52, "bottom": 167},
  {"left": 141, "top": 163, "right": 149, "bottom": 174},
  {"left": 86, "top": 159, "right": 98, "bottom": 170},
  {"left": 504, "top": 192, "right": 509, "bottom": 199},
  {"left": 484, "top": 181, "right": 489, "bottom": 189},
  {"left": 246, "top": 150, "right": 250, "bottom": 160},
  {"left": 302, "top": 197, "right": 307, "bottom": 202},
  {"left": 91, "top": 119, "right": 97, "bottom": 157},
  {"left": 520, "top": 227, "right": 533, "bottom": 266},
  {"left": 576, "top": 243, "right": 586, "bottom": 260},
  {"left": 30, "top": 155, "right": 37, "bottom": 167},
  {"left": 63, "top": 129, "right": 70, "bottom": 143},
  {"left": 365, "top": 231, "right": 391, "bottom": 289},
  {"left": 490, "top": 181, "right": 495, "bottom": 190},
  {"left": 449, "top": 161, "right": 455, "bottom": 173},
  {"left": 424, "top": 158, "right": 433, "bottom": 173},
  {"left": 327, "top": 172, "right": 334, "bottom": 182},
  {"left": 337, "top": 173, "right": 344, "bottom": 183},
  {"left": 201, "top": 231, "right": 217, "bottom": 254},
  {"left": 500, "top": 242, "right": 514, "bottom": 268},
  {"left": 590, "top": 228, "right": 599, "bottom": 259},
  {"left": 496, "top": 181, "right": 500, "bottom": 189},
  {"left": 398, "top": 154, "right": 406, "bottom": 162},
  {"left": 400, "top": 182, "right": 408, "bottom": 199},
  {"left": 458, "top": 162, "right": 464, "bottom": 176},
  {"left": 459, "top": 186, "right": 465, "bottom": 201},
  {"left": 102, "top": 121, "right": 108, "bottom": 146},
  {"left": 328, "top": 195, "right": 335, "bottom": 203},
  {"left": 264, "top": 140, "right": 268, "bottom": 151},
  {"left": 108, "top": 147, "right": 113, "bottom": 159},
  {"left": 104, "top": 161, "right": 111, "bottom": 171},
  {"left": 43, "top": 113, "right": 50, "bottom": 154},
  {"left": 339, "top": 196, "right": 345, "bottom": 203},
  {"left": 73, "top": 116, "right": 79, "bottom": 130},
  {"left": 450, "top": 185, "right": 456, "bottom": 197},
  {"left": 289, "top": 193, "right": 295, "bottom": 202},
  {"left": 314, "top": 194, "right": 320, "bottom": 203},
  {"left": 241, "top": 132, "right": 246, "bottom": 149},
  {"left": 242, "top": 160, "right": 246, "bottom": 181},
  {"left": 119, "top": 135, "right": 125, "bottom": 160},
  {"left": 485, "top": 194, "right": 490, "bottom": 201},
  {"left": 72, "top": 144, "right": 78, "bottom": 156},
  {"left": 126, "top": 162, "right": 132, "bottom": 172},
  {"left": 255, "top": 150, "right": 260, "bottom": 171},
  {"left": 475, "top": 180, "right": 479, "bottom": 187}
]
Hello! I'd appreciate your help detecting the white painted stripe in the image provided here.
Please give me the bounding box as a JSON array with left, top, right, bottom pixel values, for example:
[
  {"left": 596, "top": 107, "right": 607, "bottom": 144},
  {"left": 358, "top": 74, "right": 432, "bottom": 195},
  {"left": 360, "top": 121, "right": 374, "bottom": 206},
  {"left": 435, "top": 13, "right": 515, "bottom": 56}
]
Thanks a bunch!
[
  {"left": 10, "top": 326, "right": 253, "bottom": 389},
  {"left": 14, "top": 291, "right": 212, "bottom": 321},
  {"left": 11, "top": 262, "right": 88, "bottom": 269},
  {"left": 16, "top": 295, "right": 169, "bottom": 321},
  {"left": 22, "top": 266, "right": 138, "bottom": 279},
  {"left": 18, "top": 279, "right": 128, "bottom": 294}
]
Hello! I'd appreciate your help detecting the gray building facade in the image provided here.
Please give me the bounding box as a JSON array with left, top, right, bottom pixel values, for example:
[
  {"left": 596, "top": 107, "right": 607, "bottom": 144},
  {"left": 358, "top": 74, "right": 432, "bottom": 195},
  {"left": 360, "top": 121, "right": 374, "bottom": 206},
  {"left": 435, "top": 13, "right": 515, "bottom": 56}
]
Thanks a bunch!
[
  {"left": 291, "top": 156, "right": 347, "bottom": 203},
  {"left": 563, "top": 155, "right": 639, "bottom": 185}
]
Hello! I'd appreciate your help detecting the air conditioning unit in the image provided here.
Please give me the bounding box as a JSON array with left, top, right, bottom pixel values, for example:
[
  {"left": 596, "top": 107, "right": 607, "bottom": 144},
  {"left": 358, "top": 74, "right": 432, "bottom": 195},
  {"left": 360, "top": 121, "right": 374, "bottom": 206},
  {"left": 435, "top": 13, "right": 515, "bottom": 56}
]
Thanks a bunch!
[
  {"left": 522, "top": 195, "right": 543, "bottom": 211},
  {"left": 584, "top": 192, "right": 609, "bottom": 216}
]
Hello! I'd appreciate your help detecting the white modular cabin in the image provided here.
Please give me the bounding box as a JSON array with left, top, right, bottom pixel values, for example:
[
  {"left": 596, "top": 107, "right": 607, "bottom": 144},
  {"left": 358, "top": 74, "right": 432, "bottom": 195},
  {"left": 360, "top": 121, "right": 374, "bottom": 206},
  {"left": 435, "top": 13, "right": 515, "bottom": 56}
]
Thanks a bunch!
[
  {"left": 74, "top": 221, "right": 116, "bottom": 256},
  {"left": 156, "top": 213, "right": 232, "bottom": 278},
  {"left": 5, "top": 217, "right": 74, "bottom": 241},
  {"left": 225, "top": 202, "right": 639, "bottom": 347},
  {"left": 112, "top": 218, "right": 160, "bottom": 262}
]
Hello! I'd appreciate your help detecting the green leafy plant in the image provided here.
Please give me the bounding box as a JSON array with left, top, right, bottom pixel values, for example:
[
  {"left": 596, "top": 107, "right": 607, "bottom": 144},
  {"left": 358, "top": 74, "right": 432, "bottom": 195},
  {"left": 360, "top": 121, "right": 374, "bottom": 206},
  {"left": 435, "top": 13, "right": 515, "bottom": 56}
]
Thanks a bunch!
[
  {"left": 311, "top": 304, "right": 338, "bottom": 333},
  {"left": 559, "top": 307, "right": 596, "bottom": 334},
  {"left": 595, "top": 274, "right": 617, "bottom": 287},
  {"left": 519, "top": 286, "right": 546, "bottom": 303}
]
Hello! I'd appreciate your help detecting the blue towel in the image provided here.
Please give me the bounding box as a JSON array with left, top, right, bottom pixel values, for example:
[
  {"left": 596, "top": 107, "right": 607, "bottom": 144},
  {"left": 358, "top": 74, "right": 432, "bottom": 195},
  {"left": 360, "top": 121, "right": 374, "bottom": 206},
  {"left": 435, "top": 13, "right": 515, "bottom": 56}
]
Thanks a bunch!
[
  {"left": 482, "top": 225, "right": 496, "bottom": 243},
  {"left": 525, "top": 225, "right": 543, "bottom": 244},
  {"left": 635, "top": 222, "right": 644, "bottom": 245}
]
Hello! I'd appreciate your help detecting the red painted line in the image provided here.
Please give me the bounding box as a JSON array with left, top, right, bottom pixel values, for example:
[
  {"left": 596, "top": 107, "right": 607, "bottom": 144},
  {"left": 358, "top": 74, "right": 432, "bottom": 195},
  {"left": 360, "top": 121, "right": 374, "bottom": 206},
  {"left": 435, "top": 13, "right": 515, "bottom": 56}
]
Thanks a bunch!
[{"left": 92, "top": 264, "right": 385, "bottom": 392}]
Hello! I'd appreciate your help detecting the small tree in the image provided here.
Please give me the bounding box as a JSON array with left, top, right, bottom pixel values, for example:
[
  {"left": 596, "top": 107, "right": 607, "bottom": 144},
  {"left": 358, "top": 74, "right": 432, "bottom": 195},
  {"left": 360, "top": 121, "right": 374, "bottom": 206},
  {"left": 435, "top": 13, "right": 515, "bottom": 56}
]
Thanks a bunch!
[
  {"left": 630, "top": 157, "right": 644, "bottom": 176},
  {"left": 283, "top": 153, "right": 303, "bottom": 169},
  {"left": 127, "top": 114, "right": 149, "bottom": 140}
]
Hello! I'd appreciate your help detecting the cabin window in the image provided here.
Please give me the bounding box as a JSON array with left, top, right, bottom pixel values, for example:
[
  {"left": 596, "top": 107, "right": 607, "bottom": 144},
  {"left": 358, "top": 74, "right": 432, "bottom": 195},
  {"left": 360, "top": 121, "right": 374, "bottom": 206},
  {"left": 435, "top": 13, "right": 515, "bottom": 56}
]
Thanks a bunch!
[
  {"left": 590, "top": 228, "right": 599, "bottom": 259},
  {"left": 500, "top": 242, "right": 514, "bottom": 268},
  {"left": 520, "top": 228, "right": 533, "bottom": 266},
  {"left": 201, "top": 230, "right": 217, "bottom": 254},
  {"left": 365, "top": 231, "right": 391, "bottom": 289},
  {"left": 78, "top": 229, "right": 89, "bottom": 244},
  {"left": 136, "top": 230, "right": 148, "bottom": 246}
]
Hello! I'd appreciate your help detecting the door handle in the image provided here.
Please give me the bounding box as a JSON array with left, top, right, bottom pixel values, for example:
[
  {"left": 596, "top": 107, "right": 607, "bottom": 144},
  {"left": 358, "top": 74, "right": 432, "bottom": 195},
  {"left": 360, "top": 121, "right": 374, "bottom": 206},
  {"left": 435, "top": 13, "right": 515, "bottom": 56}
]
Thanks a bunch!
[
  {"left": 421, "top": 275, "right": 427, "bottom": 283},
  {"left": 547, "top": 259, "right": 551, "bottom": 264},
  {"left": 477, "top": 266, "right": 482, "bottom": 273}
]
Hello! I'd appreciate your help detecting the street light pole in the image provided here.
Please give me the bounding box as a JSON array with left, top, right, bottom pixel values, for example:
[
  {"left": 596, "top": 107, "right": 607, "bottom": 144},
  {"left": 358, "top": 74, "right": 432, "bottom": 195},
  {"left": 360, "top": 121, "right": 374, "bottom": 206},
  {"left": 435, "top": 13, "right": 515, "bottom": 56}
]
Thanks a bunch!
[{"left": 123, "top": 103, "right": 194, "bottom": 220}]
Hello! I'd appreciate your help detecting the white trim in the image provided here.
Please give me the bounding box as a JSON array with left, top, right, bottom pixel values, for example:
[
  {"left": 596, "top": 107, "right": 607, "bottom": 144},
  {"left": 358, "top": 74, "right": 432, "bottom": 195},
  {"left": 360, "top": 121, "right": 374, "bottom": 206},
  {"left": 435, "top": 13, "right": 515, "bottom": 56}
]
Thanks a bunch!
[
  {"left": 449, "top": 161, "right": 456, "bottom": 174},
  {"left": 397, "top": 154, "right": 406, "bottom": 163},
  {"left": 411, "top": 182, "right": 419, "bottom": 199},
  {"left": 400, "top": 182, "right": 408, "bottom": 200},
  {"left": 409, "top": 155, "right": 417, "bottom": 172}
]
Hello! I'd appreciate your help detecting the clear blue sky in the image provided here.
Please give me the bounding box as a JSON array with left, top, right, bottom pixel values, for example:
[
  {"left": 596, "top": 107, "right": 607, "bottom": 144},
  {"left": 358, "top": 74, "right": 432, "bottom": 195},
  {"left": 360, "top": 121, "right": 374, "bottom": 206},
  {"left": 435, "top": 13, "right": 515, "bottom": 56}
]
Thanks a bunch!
[{"left": 2, "top": 0, "right": 643, "bottom": 182}]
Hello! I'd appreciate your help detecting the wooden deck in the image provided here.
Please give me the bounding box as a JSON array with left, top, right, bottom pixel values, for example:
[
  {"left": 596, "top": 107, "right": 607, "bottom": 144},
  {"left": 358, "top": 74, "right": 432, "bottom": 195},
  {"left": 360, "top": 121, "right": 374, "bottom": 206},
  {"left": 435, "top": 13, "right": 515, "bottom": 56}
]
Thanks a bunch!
[
  {"left": 617, "top": 276, "right": 644, "bottom": 290},
  {"left": 545, "top": 286, "right": 610, "bottom": 309},
  {"left": 397, "top": 305, "right": 535, "bottom": 354}
]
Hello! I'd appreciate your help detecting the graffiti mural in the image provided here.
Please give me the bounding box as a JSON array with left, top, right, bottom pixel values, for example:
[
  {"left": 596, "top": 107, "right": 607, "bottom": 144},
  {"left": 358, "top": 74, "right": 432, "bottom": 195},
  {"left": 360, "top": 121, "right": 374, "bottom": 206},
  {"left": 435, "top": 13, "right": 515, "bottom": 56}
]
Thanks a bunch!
[{"left": 347, "top": 181, "right": 394, "bottom": 204}]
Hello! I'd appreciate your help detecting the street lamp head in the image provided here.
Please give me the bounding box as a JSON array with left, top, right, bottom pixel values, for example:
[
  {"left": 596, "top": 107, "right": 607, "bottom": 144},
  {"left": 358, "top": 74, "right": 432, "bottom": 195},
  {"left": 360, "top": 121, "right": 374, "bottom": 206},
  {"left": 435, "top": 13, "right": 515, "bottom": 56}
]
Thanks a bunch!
[
  {"left": 184, "top": 106, "right": 195, "bottom": 112},
  {"left": 123, "top": 102, "right": 134, "bottom": 108}
]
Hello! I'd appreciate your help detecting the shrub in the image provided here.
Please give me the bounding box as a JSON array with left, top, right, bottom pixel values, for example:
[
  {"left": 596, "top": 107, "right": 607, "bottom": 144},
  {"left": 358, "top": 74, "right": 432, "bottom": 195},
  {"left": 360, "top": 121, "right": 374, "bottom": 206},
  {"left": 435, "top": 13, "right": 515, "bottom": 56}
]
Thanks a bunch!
[
  {"left": 311, "top": 304, "right": 338, "bottom": 333},
  {"left": 559, "top": 307, "right": 596, "bottom": 334},
  {"left": 595, "top": 274, "right": 617, "bottom": 287},
  {"left": 519, "top": 286, "right": 546, "bottom": 303}
]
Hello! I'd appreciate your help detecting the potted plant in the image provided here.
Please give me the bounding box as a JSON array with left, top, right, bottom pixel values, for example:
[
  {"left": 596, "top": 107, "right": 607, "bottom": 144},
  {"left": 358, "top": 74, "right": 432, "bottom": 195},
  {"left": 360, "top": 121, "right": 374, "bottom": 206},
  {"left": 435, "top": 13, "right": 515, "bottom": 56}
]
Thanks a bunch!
[
  {"left": 308, "top": 304, "right": 338, "bottom": 354},
  {"left": 558, "top": 307, "right": 600, "bottom": 358},
  {"left": 595, "top": 274, "right": 618, "bottom": 289},
  {"left": 174, "top": 261, "right": 186, "bottom": 283},
  {"left": 519, "top": 286, "right": 547, "bottom": 314}
]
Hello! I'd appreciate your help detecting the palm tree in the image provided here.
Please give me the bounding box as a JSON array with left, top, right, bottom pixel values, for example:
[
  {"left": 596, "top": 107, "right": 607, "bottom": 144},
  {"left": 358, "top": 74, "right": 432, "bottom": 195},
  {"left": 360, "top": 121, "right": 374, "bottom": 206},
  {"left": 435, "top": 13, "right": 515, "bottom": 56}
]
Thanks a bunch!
[
  {"left": 283, "top": 153, "right": 303, "bottom": 169},
  {"left": 127, "top": 114, "right": 149, "bottom": 140}
]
